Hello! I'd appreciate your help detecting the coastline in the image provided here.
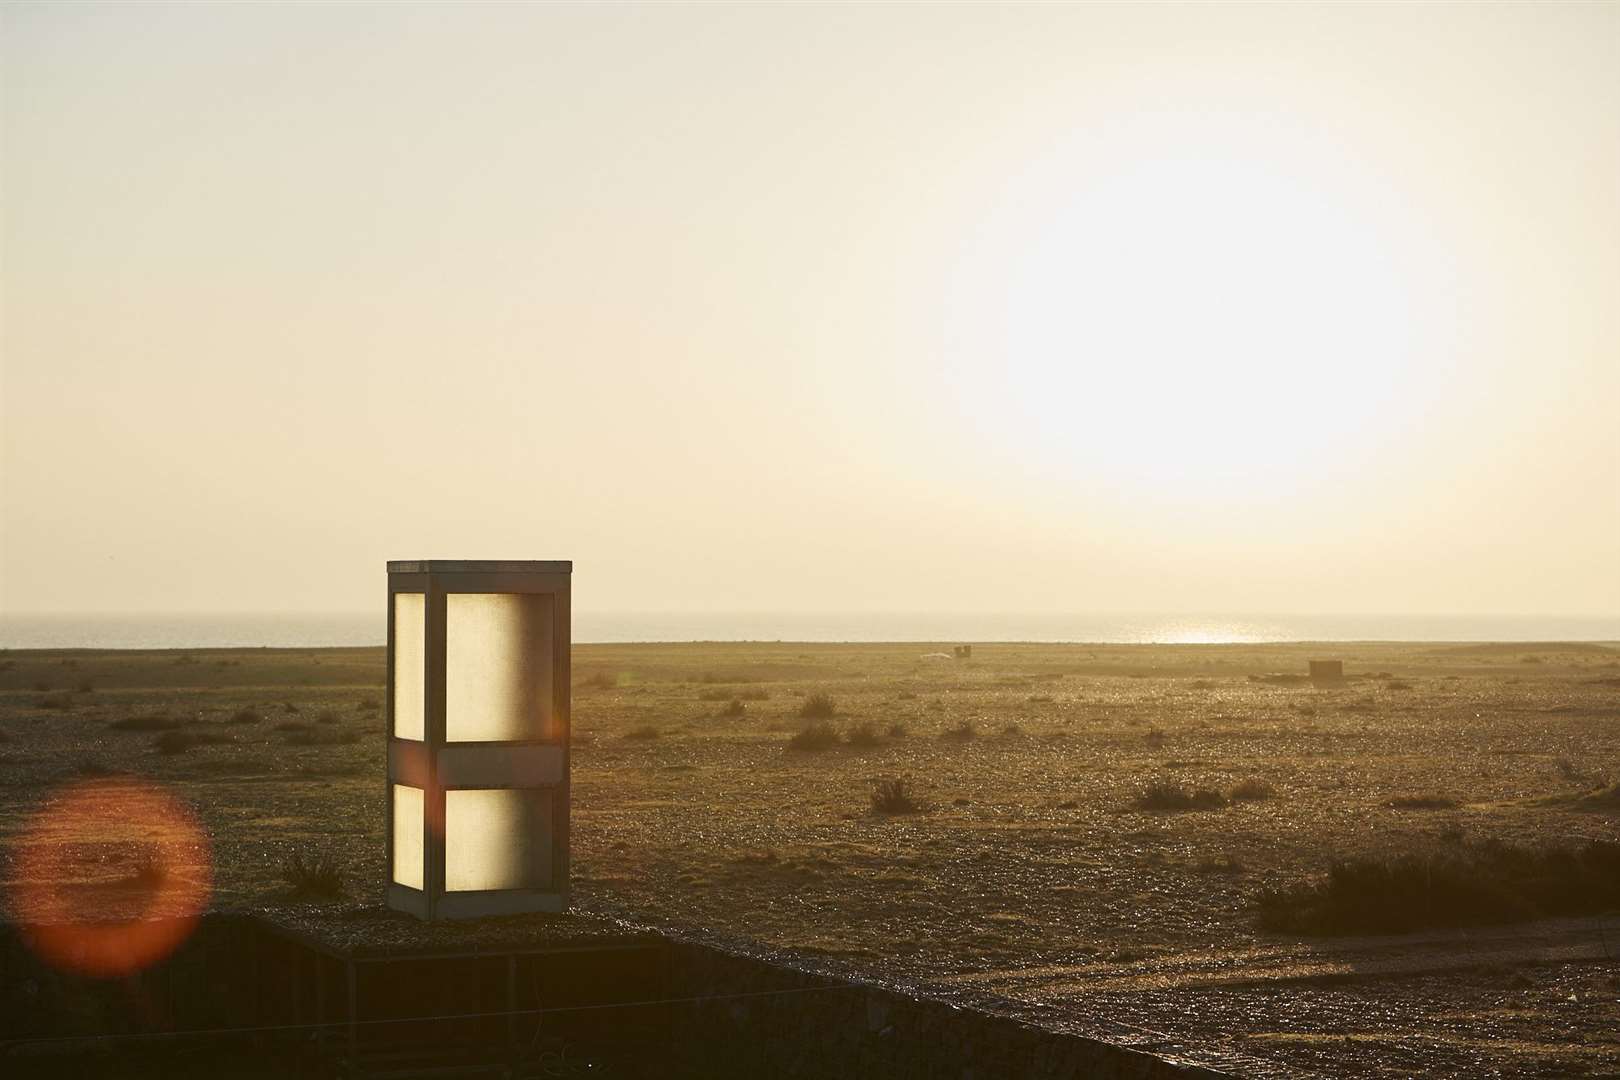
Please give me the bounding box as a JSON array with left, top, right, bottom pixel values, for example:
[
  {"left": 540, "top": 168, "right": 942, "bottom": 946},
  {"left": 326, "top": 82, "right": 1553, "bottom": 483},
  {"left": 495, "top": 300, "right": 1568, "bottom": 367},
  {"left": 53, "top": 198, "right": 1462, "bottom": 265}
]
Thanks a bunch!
[{"left": 3, "top": 611, "right": 1617, "bottom": 651}]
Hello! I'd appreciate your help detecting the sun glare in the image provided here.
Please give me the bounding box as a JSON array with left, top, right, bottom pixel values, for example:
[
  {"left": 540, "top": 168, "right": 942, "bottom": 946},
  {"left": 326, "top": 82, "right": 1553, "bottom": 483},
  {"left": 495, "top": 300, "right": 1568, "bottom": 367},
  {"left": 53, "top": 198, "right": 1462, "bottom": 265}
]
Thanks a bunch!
[
  {"left": 8, "top": 778, "right": 212, "bottom": 977},
  {"left": 944, "top": 107, "right": 1449, "bottom": 502}
]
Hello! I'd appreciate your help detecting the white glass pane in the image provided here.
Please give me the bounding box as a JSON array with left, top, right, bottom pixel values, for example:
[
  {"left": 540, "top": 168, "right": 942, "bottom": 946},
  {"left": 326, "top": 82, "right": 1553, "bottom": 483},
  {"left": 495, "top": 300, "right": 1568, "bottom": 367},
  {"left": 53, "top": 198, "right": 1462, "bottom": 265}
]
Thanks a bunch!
[
  {"left": 444, "top": 788, "right": 552, "bottom": 892},
  {"left": 391, "top": 784, "right": 424, "bottom": 890},
  {"left": 392, "top": 593, "right": 425, "bottom": 741},
  {"left": 446, "top": 593, "right": 552, "bottom": 743}
]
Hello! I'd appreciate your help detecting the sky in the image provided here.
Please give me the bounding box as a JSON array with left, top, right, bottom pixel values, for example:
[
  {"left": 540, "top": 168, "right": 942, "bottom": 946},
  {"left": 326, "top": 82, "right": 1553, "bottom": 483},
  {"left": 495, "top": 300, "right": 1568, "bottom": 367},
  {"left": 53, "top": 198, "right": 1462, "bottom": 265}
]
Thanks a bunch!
[{"left": 2, "top": 2, "right": 1616, "bottom": 618}]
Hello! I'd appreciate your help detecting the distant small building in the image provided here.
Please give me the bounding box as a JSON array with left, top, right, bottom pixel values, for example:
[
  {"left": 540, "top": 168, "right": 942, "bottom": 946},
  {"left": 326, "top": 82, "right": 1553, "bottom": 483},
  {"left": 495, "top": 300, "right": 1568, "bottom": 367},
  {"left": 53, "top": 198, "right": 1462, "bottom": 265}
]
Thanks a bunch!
[{"left": 1309, "top": 659, "right": 1344, "bottom": 681}]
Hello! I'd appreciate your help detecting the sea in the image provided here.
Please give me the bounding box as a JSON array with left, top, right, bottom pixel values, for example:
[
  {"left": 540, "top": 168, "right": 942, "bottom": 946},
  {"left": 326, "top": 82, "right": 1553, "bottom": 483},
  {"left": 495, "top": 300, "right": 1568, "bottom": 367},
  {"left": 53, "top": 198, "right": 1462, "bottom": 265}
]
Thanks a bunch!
[{"left": 0, "top": 612, "right": 1615, "bottom": 650}]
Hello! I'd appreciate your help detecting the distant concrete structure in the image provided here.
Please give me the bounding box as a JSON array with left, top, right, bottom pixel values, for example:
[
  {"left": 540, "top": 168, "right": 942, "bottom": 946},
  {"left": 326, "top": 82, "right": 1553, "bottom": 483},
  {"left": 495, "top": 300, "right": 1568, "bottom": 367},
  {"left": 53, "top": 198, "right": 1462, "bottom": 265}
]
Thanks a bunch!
[
  {"left": 386, "top": 560, "right": 571, "bottom": 920},
  {"left": 953, "top": 644, "right": 973, "bottom": 660},
  {"left": 1309, "top": 659, "right": 1344, "bottom": 682}
]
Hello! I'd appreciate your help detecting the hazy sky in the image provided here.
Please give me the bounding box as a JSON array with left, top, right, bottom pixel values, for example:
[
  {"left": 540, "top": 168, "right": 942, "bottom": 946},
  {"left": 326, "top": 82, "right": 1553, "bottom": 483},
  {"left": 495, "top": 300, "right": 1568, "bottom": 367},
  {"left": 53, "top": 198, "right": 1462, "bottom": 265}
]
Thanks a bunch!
[{"left": 2, "top": 2, "right": 1616, "bottom": 617}]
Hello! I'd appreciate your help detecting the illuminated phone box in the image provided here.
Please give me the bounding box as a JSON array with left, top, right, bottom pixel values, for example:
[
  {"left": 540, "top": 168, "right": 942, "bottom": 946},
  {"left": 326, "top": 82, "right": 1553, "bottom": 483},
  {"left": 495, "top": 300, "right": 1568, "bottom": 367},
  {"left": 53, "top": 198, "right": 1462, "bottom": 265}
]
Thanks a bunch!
[{"left": 385, "top": 560, "right": 571, "bottom": 920}]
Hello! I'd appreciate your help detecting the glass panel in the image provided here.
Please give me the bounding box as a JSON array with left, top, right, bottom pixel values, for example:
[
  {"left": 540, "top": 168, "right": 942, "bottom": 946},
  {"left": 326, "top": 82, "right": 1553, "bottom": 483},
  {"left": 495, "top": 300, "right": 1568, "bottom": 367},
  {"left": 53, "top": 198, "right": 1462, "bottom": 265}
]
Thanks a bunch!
[
  {"left": 391, "top": 593, "right": 425, "bottom": 741},
  {"left": 445, "top": 593, "right": 552, "bottom": 742},
  {"left": 444, "top": 788, "right": 552, "bottom": 892},
  {"left": 391, "top": 784, "right": 424, "bottom": 890}
]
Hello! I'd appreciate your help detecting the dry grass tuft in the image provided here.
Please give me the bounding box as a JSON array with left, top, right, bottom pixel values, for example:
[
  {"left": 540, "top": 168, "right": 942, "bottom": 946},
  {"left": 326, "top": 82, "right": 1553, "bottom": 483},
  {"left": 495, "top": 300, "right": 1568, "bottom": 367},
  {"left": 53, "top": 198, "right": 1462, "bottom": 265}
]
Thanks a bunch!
[
  {"left": 871, "top": 777, "right": 926, "bottom": 815},
  {"left": 281, "top": 851, "right": 344, "bottom": 899},
  {"left": 1257, "top": 838, "right": 1620, "bottom": 934},
  {"left": 1577, "top": 782, "right": 1620, "bottom": 811},
  {"left": 845, "top": 721, "right": 883, "bottom": 748},
  {"left": 1229, "top": 778, "right": 1276, "bottom": 802},
  {"left": 798, "top": 693, "right": 836, "bottom": 719},
  {"left": 787, "top": 721, "right": 840, "bottom": 751}
]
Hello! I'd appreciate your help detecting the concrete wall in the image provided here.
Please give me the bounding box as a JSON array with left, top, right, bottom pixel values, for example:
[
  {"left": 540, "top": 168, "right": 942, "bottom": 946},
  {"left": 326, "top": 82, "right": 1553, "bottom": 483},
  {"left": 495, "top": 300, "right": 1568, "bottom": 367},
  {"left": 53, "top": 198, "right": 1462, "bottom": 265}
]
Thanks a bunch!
[
  {"left": 0, "top": 916, "right": 257, "bottom": 1043},
  {"left": 1, "top": 915, "right": 1229, "bottom": 1078},
  {"left": 662, "top": 941, "right": 1222, "bottom": 1079}
]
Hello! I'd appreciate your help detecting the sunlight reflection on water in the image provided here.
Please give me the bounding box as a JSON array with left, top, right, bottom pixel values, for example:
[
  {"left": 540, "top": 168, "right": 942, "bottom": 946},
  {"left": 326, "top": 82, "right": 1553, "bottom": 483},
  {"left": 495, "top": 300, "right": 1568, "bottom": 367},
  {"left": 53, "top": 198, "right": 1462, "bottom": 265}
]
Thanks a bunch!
[{"left": 1135, "top": 621, "right": 1276, "bottom": 645}]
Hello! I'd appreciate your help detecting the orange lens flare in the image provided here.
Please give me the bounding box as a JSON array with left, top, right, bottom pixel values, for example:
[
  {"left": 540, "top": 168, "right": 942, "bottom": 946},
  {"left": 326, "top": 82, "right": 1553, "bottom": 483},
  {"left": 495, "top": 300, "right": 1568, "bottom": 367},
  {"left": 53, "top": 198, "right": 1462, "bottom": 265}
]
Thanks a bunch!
[{"left": 6, "top": 778, "right": 212, "bottom": 978}]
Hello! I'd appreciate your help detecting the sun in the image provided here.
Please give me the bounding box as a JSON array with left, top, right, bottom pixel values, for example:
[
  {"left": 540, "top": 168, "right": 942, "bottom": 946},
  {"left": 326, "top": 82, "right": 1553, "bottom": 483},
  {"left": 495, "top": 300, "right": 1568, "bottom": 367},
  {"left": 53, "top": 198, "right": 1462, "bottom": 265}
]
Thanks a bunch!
[{"left": 941, "top": 110, "right": 1447, "bottom": 502}]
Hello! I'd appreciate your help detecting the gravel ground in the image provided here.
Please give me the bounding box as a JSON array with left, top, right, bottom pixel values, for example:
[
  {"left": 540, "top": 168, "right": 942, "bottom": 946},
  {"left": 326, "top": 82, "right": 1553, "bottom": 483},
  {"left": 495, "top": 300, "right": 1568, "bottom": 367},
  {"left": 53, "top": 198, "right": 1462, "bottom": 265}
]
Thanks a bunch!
[{"left": 3, "top": 640, "right": 1618, "bottom": 1076}]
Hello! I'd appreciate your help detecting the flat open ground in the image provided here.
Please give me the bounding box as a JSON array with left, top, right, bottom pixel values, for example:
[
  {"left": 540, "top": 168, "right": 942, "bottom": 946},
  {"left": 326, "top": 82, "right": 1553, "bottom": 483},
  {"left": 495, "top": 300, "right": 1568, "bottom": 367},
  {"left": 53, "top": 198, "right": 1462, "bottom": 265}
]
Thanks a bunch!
[{"left": 2, "top": 641, "right": 1618, "bottom": 1077}]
